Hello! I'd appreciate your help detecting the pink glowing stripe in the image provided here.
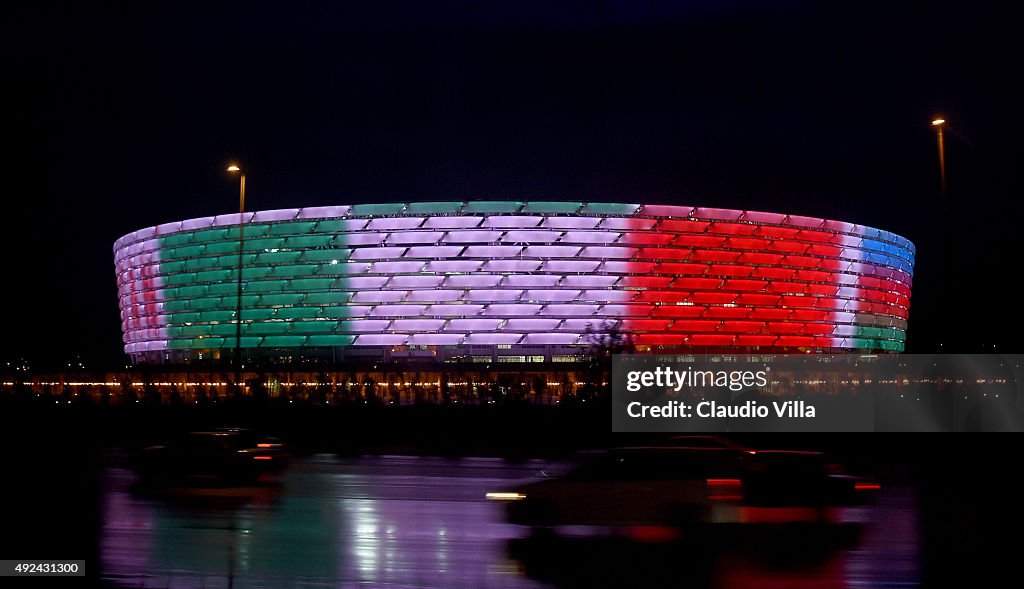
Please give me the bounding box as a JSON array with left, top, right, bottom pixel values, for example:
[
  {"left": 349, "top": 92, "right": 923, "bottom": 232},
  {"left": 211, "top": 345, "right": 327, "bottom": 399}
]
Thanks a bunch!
[
  {"left": 342, "top": 232, "right": 388, "bottom": 246},
  {"left": 820, "top": 218, "right": 856, "bottom": 234},
  {"left": 443, "top": 275, "right": 501, "bottom": 288},
  {"left": 501, "top": 230, "right": 563, "bottom": 243},
  {"left": 443, "top": 231, "right": 504, "bottom": 243},
  {"left": 180, "top": 216, "right": 216, "bottom": 231},
  {"left": 423, "top": 216, "right": 484, "bottom": 229},
  {"left": 581, "top": 290, "right": 636, "bottom": 302},
  {"left": 339, "top": 320, "right": 392, "bottom": 332},
  {"left": 598, "top": 218, "right": 655, "bottom": 231},
  {"left": 600, "top": 261, "right": 648, "bottom": 274},
  {"left": 523, "top": 289, "right": 580, "bottom": 302},
  {"left": 541, "top": 304, "right": 599, "bottom": 316},
  {"left": 354, "top": 334, "right": 408, "bottom": 345},
  {"left": 579, "top": 246, "right": 637, "bottom": 259},
  {"left": 464, "top": 245, "right": 523, "bottom": 258},
  {"left": 155, "top": 221, "right": 184, "bottom": 234},
  {"left": 297, "top": 205, "right": 351, "bottom": 219},
  {"left": 425, "top": 304, "right": 485, "bottom": 316},
  {"left": 253, "top": 208, "right": 300, "bottom": 222},
  {"left": 408, "top": 333, "right": 464, "bottom": 345},
  {"left": 388, "top": 233, "right": 446, "bottom": 246},
  {"left": 830, "top": 312, "right": 857, "bottom": 323},
  {"left": 637, "top": 204, "right": 693, "bottom": 218},
  {"left": 560, "top": 231, "right": 620, "bottom": 244},
  {"left": 426, "top": 260, "right": 482, "bottom": 273},
  {"left": 785, "top": 214, "right": 826, "bottom": 229},
  {"left": 483, "top": 260, "right": 542, "bottom": 272},
  {"left": 522, "top": 333, "right": 580, "bottom": 345},
  {"left": 502, "top": 275, "right": 560, "bottom": 287},
  {"left": 135, "top": 226, "right": 158, "bottom": 241},
  {"left": 558, "top": 319, "right": 610, "bottom": 331},
  {"left": 482, "top": 304, "right": 542, "bottom": 316},
  {"left": 405, "top": 290, "right": 463, "bottom": 302},
  {"left": 389, "top": 319, "right": 446, "bottom": 331},
  {"left": 832, "top": 325, "right": 860, "bottom": 336},
  {"left": 388, "top": 275, "right": 445, "bottom": 288},
  {"left": 367, "top": 217, "right": 425, "bottom": 230},
  {"left": 368, "top": 261, "right": 424, "bottom": 273},
  {"left": 504, "top": 319, "right": 561, "bottom": 331},
  {"left": 352, "top": 291, "right": 406, "bottom": 303},
  {"left": 464, "top": 333, "right": 523, "bottom": 345},
  {"left": 483, "top": 215, "right": 543, "bottom": 228},
  {"left": 140, "top": 340, "right": 168, "bottom": 352},
  {"left": 470, "top": 290, "right": 524, "bottom": 302},
  {"left": 542, "top": 217, "right": 600, "bottom": 229},
  {"left": 346, "top": 277, "right": 389, "bottom": 289},
  {"left": 542, "top": 260, "right": 601, "bottom": 273},
  {"left": 212, "top": 213, "right": 254, "bottom": 227},
  {"left": 692, "top": 207, "right": 743, "bottom": 221},
  {"left": 740, "top": 210, "right": 787, "bottom": 224},
  {"left": 369, "top": 305, "right": 428, "bottom": 317},
  {"left": 523, "top": 245, "right": 581, "bottom": 258},
  {"left": 840, "top": 248, "right": 865, "bottom": 261},
  {"left": 404, "top": 244, "right": 463, "bottom": 258},
  {"left": 562, "top": 275, "right": 618, "bottom": 288},
  {"left": 446, "top": 319, "right": 503, "bottom": 331}
]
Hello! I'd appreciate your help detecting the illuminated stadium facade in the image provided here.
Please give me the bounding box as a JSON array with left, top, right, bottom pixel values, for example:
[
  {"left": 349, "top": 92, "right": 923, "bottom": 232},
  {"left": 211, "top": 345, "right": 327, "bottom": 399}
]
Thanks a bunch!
[{"left": 114, "top": 202, "right": 914, "bottom": 364}]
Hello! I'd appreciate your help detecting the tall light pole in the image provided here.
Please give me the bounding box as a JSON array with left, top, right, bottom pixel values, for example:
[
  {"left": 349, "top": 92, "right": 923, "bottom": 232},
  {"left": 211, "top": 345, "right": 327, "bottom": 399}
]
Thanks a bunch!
[
  {"left": 227, "top": 164, "right": 246, "bottom": 389},
  {"left": 931, "top": 119, "right": 950, "bottom": 350},
  {"left": 932, "top": 118, "right": 946, "bottom": 201}
]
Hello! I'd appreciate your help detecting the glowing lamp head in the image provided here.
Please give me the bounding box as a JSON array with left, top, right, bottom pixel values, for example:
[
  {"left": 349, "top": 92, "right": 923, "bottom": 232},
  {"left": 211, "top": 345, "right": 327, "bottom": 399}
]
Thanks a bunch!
[
  {"left": 227, "top": 164, "right": 242, "bottom": 173},
  {"left": 931, "top": 119, "right": 945, "bottom": 126}
]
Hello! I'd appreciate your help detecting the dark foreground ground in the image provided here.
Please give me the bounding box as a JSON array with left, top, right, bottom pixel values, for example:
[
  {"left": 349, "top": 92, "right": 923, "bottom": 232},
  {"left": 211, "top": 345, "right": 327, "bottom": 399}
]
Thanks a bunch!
[{"left": 1, "top": 401, "right": 1021, "bottom": 587}]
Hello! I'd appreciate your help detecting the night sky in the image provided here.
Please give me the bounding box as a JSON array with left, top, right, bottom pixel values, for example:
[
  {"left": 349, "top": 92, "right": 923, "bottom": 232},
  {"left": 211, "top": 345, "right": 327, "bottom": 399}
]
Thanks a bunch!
[{"left": 7, "top": 1, "right": 1022, "bottom": 366}]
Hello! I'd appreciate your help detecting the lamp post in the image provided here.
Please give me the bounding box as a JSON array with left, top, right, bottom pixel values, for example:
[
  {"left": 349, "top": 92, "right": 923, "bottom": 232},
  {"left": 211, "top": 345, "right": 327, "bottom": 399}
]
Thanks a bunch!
[
  {"left": 931, "top": 119, "right": 950, "bottom": 348},
  {"left": 932, "top": 118, "right": 946, "bottom": 201},
  {"left": 227, "top": 164, "right": 246, "bottom": 389}
]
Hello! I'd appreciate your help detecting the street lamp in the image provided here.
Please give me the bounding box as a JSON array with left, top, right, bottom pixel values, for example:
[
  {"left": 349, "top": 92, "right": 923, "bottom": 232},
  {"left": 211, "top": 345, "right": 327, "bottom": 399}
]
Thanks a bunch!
[
  {"left": 931, "top": 118, "right": 952, "bottom": 325},
  {"left": 931, "top": 118, "right": 946, "bottom": 201},
  {"left": 227, "top": 164, "right": 246, "bottom": 388}
]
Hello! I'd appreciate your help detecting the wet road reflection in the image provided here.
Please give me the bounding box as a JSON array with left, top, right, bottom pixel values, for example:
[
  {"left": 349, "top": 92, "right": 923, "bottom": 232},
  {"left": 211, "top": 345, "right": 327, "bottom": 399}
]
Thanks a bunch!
[{"left": 101, "top": 454, "right": 919, "bottom": 588}]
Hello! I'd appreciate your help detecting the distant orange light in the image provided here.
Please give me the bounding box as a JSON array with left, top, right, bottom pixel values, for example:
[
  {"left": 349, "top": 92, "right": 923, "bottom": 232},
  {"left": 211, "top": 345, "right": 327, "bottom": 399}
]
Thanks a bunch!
[
  {"left": 931, "top": 119, "right": 945, "bottom": 126},
  {"left": 256, "top": 443, "right": 275, "bottom": 448},
  {"left": 253, "top": 455, "right": 272, "bottom": 460},
  {"left": 227, "top": 164, "right": 242, "bottom": 172}
]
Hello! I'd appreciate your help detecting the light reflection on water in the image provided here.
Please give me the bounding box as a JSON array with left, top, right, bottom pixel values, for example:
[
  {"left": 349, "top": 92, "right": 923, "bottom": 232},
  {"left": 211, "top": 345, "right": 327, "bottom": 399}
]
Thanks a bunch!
[{"left": 100, "top": 454, "right": 919, "bottom": 588}]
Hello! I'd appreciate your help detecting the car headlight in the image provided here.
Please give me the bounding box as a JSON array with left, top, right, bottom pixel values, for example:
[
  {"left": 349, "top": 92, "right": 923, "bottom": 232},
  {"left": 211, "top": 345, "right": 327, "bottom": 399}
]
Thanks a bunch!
[{"left": 485, "top": 492, "right": 526, "bottom": 501}]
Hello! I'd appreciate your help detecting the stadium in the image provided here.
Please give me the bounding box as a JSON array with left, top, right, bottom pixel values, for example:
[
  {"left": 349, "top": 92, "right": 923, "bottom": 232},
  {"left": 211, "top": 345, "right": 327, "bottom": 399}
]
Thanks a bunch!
[{"left": 114, "top": 202, "right": 914, "bottom": 364}]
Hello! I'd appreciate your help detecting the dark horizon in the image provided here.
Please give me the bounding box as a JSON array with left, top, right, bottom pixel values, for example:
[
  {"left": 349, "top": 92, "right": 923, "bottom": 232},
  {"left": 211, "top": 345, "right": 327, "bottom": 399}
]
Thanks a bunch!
[{"left": 8, "top": 1, "right": 1022, "bottom": 366}]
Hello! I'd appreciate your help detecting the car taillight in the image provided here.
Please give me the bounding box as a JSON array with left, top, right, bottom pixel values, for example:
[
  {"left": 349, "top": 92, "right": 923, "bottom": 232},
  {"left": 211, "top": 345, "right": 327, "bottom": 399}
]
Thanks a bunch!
[{"left": 707, "top": 478, "right": 743, "bottom": 501}]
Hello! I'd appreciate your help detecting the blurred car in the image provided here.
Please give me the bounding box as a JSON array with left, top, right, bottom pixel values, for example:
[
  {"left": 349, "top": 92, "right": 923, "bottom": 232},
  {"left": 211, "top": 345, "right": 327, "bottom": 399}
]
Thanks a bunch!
[
  {"left": 487, "top": 444, "right": 877, "bottom": 530},
  {"left": 134, "top": 428, "right": 286, "bottom": 485}
]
